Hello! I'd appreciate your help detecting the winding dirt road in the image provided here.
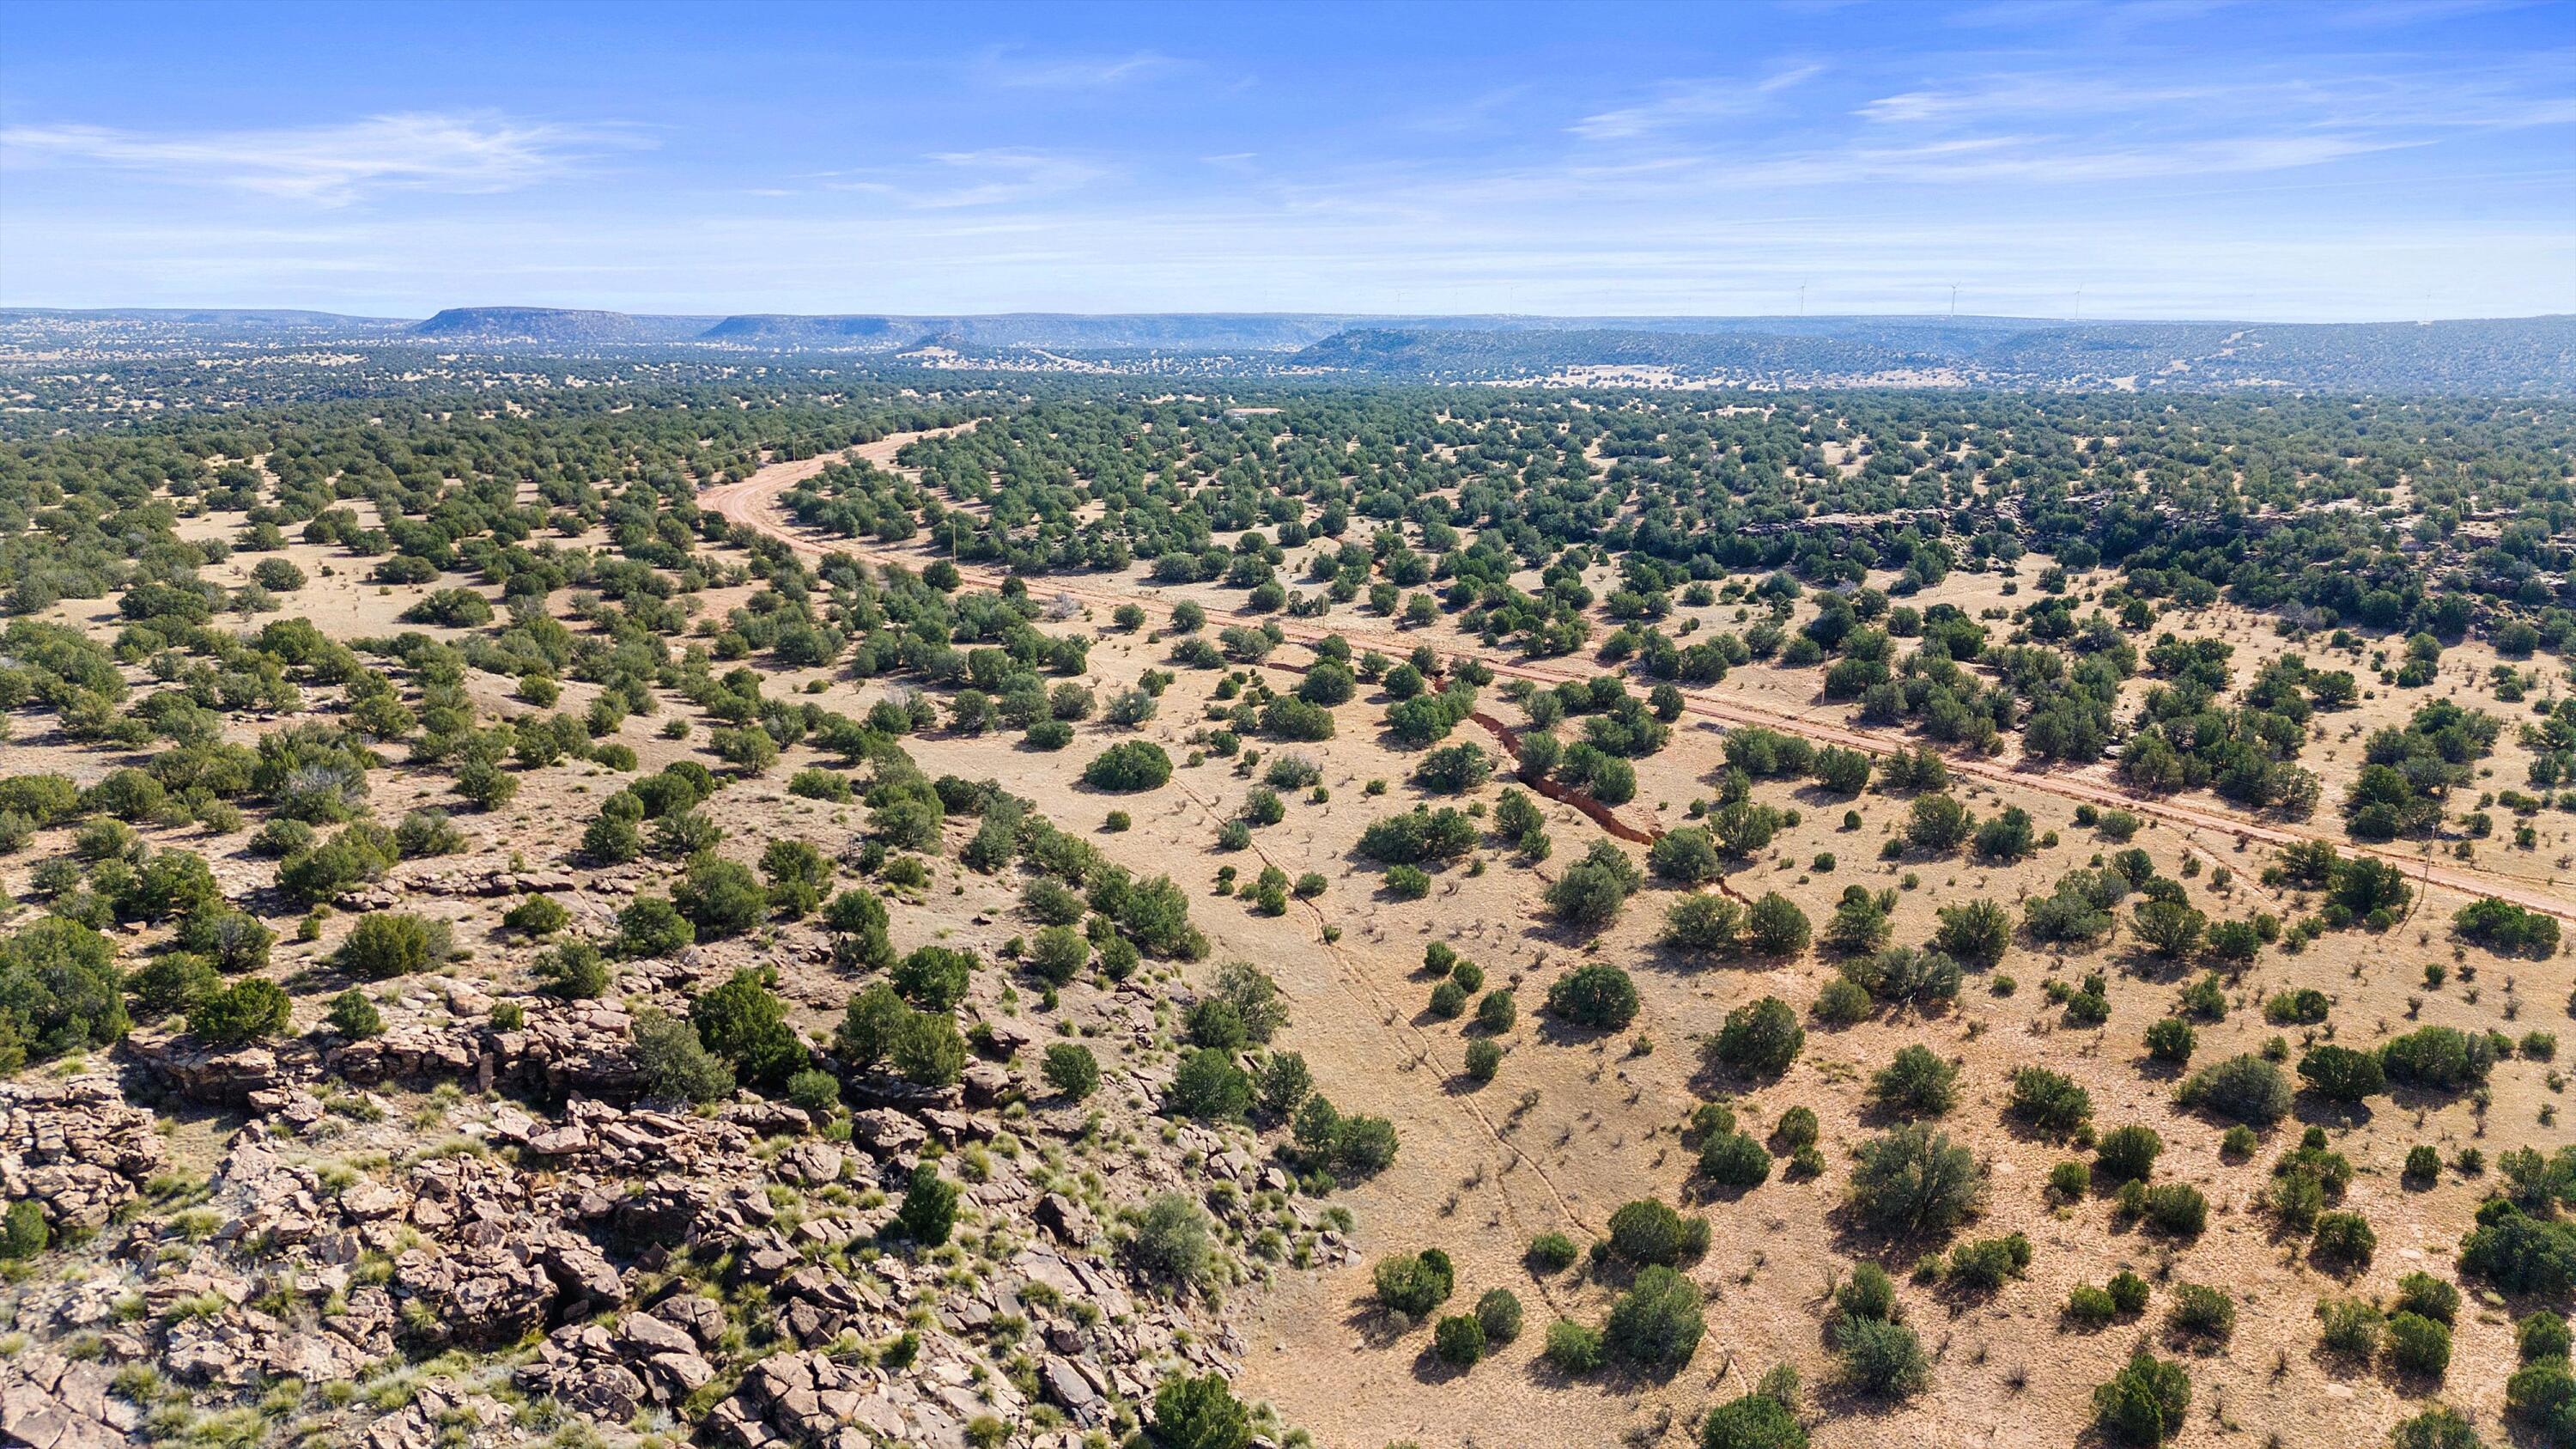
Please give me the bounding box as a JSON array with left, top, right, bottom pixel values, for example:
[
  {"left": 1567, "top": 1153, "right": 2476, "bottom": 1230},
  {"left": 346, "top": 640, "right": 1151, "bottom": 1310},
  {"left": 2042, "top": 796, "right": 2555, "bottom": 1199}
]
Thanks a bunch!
[{"left": 703, "top": 433, "right": 2574, "bottom": 924}]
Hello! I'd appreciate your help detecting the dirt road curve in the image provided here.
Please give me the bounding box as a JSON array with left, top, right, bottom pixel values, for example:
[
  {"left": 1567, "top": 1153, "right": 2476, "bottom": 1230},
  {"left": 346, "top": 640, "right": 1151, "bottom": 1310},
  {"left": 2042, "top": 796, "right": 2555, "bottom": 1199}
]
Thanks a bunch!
[{"left": 702, "top": 433, "right": 2576, "bottom": 924}]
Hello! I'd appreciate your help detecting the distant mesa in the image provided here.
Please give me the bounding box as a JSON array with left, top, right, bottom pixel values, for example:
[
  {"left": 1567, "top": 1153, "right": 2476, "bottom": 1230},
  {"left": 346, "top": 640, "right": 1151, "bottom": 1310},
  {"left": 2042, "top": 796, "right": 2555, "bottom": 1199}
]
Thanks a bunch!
[
  {"left": 411, "top": 307, "right": 714, "bottom": 344},
  {"left": 700, "top": 314, "right": 903, "bottom": 344}
]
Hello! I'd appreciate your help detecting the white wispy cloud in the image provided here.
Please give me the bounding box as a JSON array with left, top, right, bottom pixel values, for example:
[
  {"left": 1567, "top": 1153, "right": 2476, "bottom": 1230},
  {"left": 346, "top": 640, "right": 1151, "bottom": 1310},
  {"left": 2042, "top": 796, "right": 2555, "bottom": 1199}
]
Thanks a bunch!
[
  {"left": 976, "top": 48, "right": 1182, "bottom": 88},
  {"left": 1571, "top": 64, "right": 1826, "bottom": 141},
  {"left": 818, "top": 149, "right": 1106, "bottom": 210},
  {"left": 0, "top": 111, "right": 634, "bottom": 205}
]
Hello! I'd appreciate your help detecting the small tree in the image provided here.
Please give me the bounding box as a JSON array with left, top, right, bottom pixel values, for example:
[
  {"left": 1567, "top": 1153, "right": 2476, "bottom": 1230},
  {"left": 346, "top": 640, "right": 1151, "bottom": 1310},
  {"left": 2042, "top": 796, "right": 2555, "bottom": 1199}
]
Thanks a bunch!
[
  {"left": 1711, "top": 996, "right": 1803, "bottom": 1077},
  {"left": 2093, "top": 1351, "right": 2190, "bottom": 1446},
  {"left": 1605, "top": 1264, "right": 1704, "bottom": 1371},
  {"left": 1164, "top": 1047, "right": 1249, "bottom": 1121},
  {"left": 896, "top": 1161, "right": 960, "bottom": 1246},
  {"left": 1546, "top": 964, "right": 1638, "bottom": 1029},
  {"left": 689, "top": 968, "right": 805, "bottom": 1090},
  {"left": 1433, "top": 1312, "right": 1486, "bottom": 1367},
  {"left": 189, "top": 978, "right": 291, "bottom": 1046},
  {"left": 325, "top": 989, "right": 383, "bottom": 1038},
  {"left": 1834, "top": 1314, "right": 1929, "bottom": 1399},
  {"left": 1849, "top": 1124, "right": 1985, "bottom": 1238},
  {"left": 1042, "top": 1042, "right": 1100, "bottom": 1099},
  {"left": 630, "top": 1008, "right": 734, "bottom": 1102},
  {"left": 0, "top": 1201, "right": 48, "bottom": 1261},
  {"left": 2095, "top": 1124, "right": 2165, "bottom": 1184},
  {"left": 335, "top": 912, "right": 447, "bottom": 981},
  {"left": 1701, "top": 1391, "right": 1807, "bottom": 1449},
  {"left": 1145, "top": 1370, "right": 1248, "bottom": 1449},
  {"left": 1607, "top": 1198, "right": 1708, "bottom": 1266},
  {"left": 1869, "top": 1044, "right": 1959, "bottom": 1118},
  {"left": 1256, "top": 1050, "right": 1311, "bottom": 1119},
  {"left": 1373, "top": 1250, "right": 1455, "bottom": 1318}
]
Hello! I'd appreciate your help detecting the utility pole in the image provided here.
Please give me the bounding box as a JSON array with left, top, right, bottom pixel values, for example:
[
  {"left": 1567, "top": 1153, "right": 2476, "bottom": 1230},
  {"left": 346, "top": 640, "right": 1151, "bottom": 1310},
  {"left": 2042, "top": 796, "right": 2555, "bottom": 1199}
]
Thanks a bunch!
[{"left": 1949, "top": 283, "right": 1958, "bottom": 318}]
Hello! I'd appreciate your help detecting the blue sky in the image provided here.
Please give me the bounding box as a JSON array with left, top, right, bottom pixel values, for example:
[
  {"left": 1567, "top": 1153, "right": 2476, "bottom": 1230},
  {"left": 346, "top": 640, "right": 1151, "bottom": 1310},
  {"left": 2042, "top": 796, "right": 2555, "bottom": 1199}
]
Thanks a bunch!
[{"left": 3, "top": 0, "right": 2571, "bottom": 320}]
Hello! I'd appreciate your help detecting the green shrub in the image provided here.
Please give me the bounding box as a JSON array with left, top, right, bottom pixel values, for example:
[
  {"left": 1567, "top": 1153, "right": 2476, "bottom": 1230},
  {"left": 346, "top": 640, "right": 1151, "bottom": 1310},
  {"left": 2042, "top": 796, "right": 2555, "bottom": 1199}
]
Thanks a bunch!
[
  {"left": 2166, "top": 1283, "right": 2234, "bottom": 1342},
  {"left": 1127, "top": 1195, "right": 1217, "bottom": 1295},
  {"left": 1544, "top": 1318, "right": 1604, "bottom": 1373},
  {"left": 2311, "top": 1211, "right": 2375, "bottom": 1269},
  {"left": 1144, "top": 1370, "right": 1246, "bottom": 1449},
  {"left": 1833, "top": 1314, "right": 1929, "bottom": 1399},
  {"left": 1946, "top": 1233, "right": 2032, "bottom": 1291},
  {"left": 896, "top": 1161, "right": 960, "bottom": 1246},
  {"left": 2387, "top": 1407, "right": 2483, "bottom": 1449},
  {"left": 2177, "top": 1053, "right": 2292, "bottom": 1125},
  {"left": 1848, "top": 1125, "right": 1984, "bottom": 1237},
  {"left": 2008, "top": 1066, "right": 2093, "bottom": 1135},
  {"left": 1605, "top": 1264, "right": 1704, "bottom": 1370},
  {"left": 1699, "top": 1391, "right": 1807, "bottom": 1449},
  {"left": 0, "top": 1201, "right": 49, "bottom": 1261},
  {"left": 1462, "top": 1038, "right": 1503, "bottom": 1082},
  {"left": 1164, "top": 1047, "right": 1249, "bottom": 1121},
  {"left": 2507, "top": 1356, "right": 2576, "bottom": 1445},
  {"left": 2093, "top": 1351, "right": 2190, "bottom": 1446},
  {"left": 1835, "top": 1263, "right": 1898, "bottom": 1321},
  {"left": 1042, "top": 1042, "right": 1100, "bottom": 1099},
  {"left": 2143, "top": 1016, "right": 2196, "bottom": 1064},
  {"left": 2108, "top": 1270, "right": 2151, "bottom": 1315},
  {"left": 1373, "top": 1250, "right": 1455, "bottom": 1318},
  {"left": 532, "top": 939, "right": 610, "bottom": 999},
  {"left": 787, "top": 769, "right": 853, "bottom": 802},
  {"left": 2388, "top": 1312, "right": 2451, "bottom": 1378},
  {"left": 615, "top": 895, "right": 694, "bottom": 956},
  {"left": 1083, "top": 740, "right": 1173, "bottom": 792},
  {"left": 1528, "top": 1232, "right": 1580, "bottom": 1273},
  {"left": 1433, "top": 1312, "right": 1485, "bottom": 1367},
  {"left": 784, "top": 1068, "right": 841, "bottom": 1117},
  {"left": 1545, "top": 964, "right": 1638, "bottom": 1029},
  {"left": 1607, "top": 1198, "right": 1709, "bottom": 1266},
  {"left": 689, "top": 969, "right": 805, "bottom": 1090},
  {"left": 1710, "top": 996, "right": 1803, "bottom": 1077},
  {"left": 2380, "top": 1025, "right": 2497, "bottom": 1092},
  {"left": 2142, "top": 1183, "right": 2208, "bottom": 1238},
  {"left": 2458, "top": 1202, "right": 2576, "bottom": 1296},
  {"left": 2392, "top": 1271, "right": 2460, "bottom": 1324},
  {"left": 1699, "top": 1132, "right": 1771, "bottom": 1189},
  {"left": 1475, "top": 1288, "right": 1522, "bottom": 1345},
  {"left": 2317, "top": 1296, "right": 2383, "bottom": 1357},
  {"left": 502, "top": 894, "right": 568, "bottom": 936},
  {"left": 2049, "top": 1160, "right": 2092, "bottom": 1200},
  {"left": 2095, "top": 1124, "right": 2164, "bottom": 1184},
  {"left": 1861, "top": 1044, "right": 1954, "bottom": 1119},
  {"left": 2066, "top": 1284, "right": 2117, "bottom": 1327},
  {"left": 334, "top": 912, "right": 448, "bottom": 981},
  {"left": 188, "top": 978, "right": 290, "bottom": 1046},
  {"left": 325, "top": 989, "right": 383, "bottom": 1038},
  {"left": 2518, "top": 1309, "right": 2572, "bottom": 1362},
  {"left": 630, "top": 1007, "right": 734, "bottom": 1102}
]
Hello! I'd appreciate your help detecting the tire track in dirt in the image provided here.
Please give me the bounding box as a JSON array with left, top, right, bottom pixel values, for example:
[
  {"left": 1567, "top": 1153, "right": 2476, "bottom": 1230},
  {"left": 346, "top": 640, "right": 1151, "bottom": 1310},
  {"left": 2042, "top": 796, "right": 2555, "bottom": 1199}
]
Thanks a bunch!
[{"left": 705, "top": 439, "right": 2574, "bottom": 928}]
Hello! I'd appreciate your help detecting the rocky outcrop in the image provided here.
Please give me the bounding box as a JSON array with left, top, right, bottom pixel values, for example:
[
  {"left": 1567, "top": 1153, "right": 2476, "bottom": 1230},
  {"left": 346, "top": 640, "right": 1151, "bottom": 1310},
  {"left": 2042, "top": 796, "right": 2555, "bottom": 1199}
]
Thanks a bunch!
[
  {"left": 0, "top": 986, "right": 1318, "bottom": 1449},
  {"left": 0, "top": 1349, "right": 140, "bottom": 1449},
  {"left": 0, "top": 1076, "right": 164, "bottom": 1229}
]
